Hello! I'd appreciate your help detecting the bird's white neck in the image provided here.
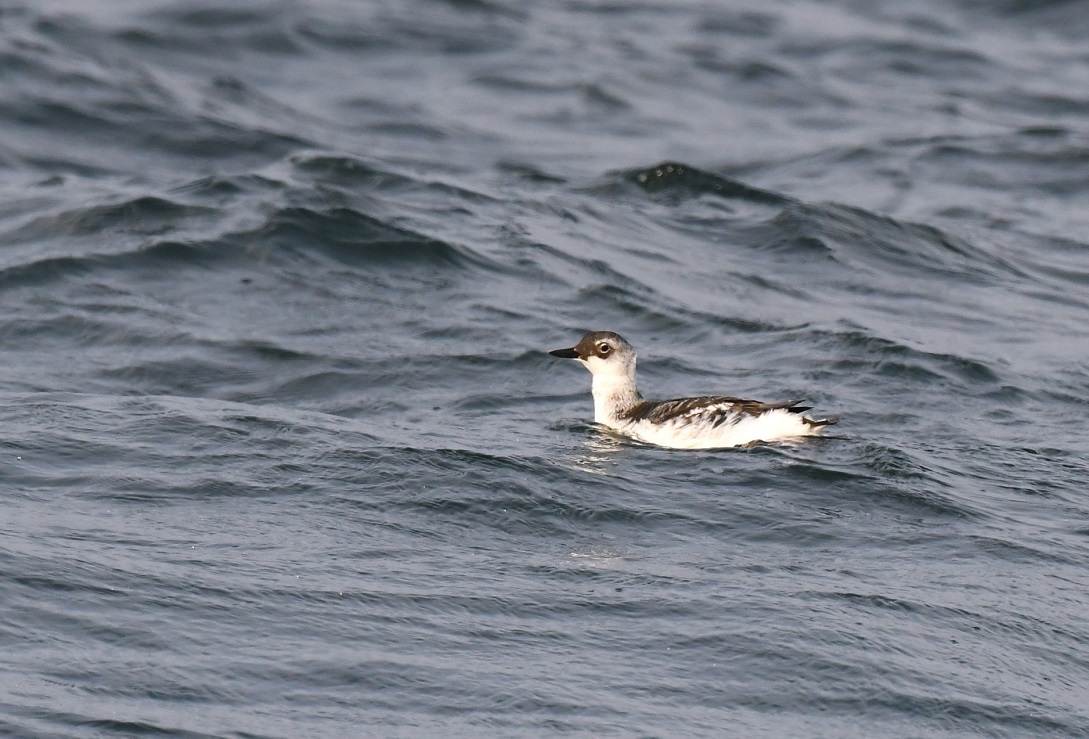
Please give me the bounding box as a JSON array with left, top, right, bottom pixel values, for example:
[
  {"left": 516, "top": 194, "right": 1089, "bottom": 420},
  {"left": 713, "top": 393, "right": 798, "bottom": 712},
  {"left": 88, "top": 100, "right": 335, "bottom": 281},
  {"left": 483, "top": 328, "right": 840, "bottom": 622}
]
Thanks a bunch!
[{"left": 591, "top": 372, "right": 643, "bottom": 425}]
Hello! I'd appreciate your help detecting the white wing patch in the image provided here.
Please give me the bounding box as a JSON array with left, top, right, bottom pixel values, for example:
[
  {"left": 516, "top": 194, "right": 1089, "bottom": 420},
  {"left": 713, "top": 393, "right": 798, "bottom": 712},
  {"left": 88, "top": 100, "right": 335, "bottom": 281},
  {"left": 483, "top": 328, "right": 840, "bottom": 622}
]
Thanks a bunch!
[{"left": 622, "top": 407, "right": 820, "bottom": 449}]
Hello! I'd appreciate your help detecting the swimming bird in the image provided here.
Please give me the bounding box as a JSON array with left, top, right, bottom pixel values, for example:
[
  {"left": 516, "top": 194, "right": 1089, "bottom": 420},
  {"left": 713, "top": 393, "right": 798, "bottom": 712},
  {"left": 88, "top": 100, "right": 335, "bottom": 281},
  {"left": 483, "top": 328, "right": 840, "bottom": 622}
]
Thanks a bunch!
[{"left": 549, "top": 331, "right": 835, "bottom": 449}]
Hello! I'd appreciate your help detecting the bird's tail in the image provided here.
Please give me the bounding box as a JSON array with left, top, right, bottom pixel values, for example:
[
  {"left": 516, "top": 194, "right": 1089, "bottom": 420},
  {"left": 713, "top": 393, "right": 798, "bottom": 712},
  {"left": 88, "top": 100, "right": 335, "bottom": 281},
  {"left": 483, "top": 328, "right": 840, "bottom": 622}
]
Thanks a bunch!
[{"left": 803, "top": 415, "right": 838, "bottom": 430}]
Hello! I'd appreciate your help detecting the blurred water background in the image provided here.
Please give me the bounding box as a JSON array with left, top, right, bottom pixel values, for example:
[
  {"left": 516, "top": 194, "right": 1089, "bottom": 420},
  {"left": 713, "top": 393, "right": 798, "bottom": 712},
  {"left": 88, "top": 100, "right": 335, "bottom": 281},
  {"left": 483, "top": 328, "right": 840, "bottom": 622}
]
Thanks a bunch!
[{"left": 2, "top": 1, "right": 1089, "bottom": 736}]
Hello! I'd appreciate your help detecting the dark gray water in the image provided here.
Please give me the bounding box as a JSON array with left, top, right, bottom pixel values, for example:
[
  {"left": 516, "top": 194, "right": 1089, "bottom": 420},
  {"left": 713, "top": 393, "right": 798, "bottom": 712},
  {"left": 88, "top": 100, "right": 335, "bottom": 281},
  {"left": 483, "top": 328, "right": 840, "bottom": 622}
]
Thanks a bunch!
[{"left": 2, "top": 0, "right": 1089, "bottom": 736}]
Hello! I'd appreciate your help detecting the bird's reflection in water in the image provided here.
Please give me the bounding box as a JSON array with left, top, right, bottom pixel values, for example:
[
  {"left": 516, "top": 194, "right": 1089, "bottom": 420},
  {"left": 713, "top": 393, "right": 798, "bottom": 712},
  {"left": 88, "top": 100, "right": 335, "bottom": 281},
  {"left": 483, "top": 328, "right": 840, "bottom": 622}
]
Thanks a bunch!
[{"left": 569, "top": 424, "right": 628, "bottom": 475}]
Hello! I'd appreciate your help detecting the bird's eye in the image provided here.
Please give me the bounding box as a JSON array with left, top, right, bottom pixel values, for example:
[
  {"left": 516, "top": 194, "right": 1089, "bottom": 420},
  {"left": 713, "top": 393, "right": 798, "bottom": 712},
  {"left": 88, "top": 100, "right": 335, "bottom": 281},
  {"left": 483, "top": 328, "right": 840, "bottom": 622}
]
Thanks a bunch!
[{"left": 597, "top": 343, "right": 611, "bottom": 355}]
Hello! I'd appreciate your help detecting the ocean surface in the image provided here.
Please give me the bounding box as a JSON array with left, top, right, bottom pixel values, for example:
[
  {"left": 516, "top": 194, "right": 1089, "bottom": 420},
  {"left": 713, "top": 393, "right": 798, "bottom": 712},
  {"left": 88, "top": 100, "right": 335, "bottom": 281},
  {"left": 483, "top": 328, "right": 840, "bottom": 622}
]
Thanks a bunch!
[{"left": 2, "top": 0, "right": 1089, "bottom": 736}]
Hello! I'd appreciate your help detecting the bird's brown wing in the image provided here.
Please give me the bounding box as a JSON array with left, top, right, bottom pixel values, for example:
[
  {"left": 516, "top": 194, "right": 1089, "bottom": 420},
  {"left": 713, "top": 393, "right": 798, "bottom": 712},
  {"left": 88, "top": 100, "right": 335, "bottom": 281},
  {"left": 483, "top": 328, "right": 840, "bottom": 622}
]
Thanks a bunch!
[{"left": 622, "top": 396, "right": 833, "bottom": 428}]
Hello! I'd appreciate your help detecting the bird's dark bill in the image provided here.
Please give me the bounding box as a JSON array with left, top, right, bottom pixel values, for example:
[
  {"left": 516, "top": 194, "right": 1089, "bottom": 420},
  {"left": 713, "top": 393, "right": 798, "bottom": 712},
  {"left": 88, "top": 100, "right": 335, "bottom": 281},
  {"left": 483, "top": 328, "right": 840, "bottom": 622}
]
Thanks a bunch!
[{"left": 549, "top": 347, "right": 580, "bottom": 359}]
